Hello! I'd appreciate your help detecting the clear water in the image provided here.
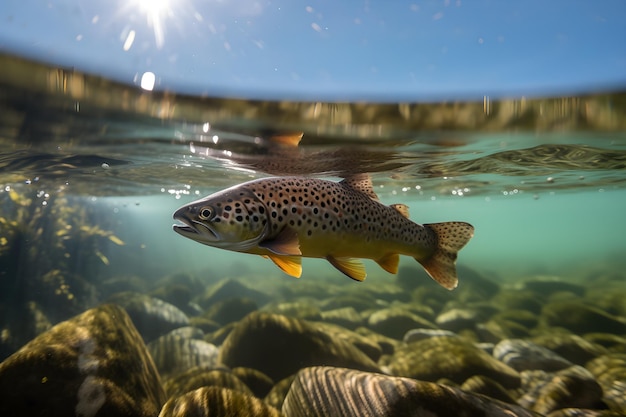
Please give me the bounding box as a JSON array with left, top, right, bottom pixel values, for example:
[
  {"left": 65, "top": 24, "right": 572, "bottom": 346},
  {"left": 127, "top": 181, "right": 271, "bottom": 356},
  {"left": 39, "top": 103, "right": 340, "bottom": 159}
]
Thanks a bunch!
[{"left": 1, "top": 53, "right": 625, "bottom": 347}]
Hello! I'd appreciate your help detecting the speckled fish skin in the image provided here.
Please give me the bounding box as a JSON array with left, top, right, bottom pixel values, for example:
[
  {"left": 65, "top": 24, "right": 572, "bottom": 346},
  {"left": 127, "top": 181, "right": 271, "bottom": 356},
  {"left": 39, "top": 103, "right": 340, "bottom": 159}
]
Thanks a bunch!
[{"left": 173, "top": 175, "right": 474, "bottom": 289}]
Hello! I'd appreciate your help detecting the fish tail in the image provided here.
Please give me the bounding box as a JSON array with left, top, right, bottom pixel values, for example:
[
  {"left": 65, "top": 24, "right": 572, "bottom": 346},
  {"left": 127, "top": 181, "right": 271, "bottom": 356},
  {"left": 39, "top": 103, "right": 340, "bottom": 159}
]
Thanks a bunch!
[{"left": 416, "top": 222, "right": 475, "bottom": 290}]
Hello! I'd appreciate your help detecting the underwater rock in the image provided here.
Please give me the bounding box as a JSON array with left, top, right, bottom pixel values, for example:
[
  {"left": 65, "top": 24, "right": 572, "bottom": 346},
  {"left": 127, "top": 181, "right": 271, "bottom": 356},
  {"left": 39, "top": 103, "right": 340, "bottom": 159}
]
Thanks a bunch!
[
  {"left": 403, "top": 328, "right": 458, "bottom": 343},
  {"left": 198, "top": 279, "right": 271, "bottom": 310},
  {"left": 217, "top": 312, "right": 381, "bottom": 382},
  {"left": 319, "top": 306, "right": 364, "bottom": 330},
  {"left": 354, "top": 326, "right": 399, "bottom": 356},
  {"left": 475, "top": 318, "right": 531, "bottom": 343},
  {"left": 98, "top": 275, "right": 150, "bottom": 299},
  {"left": 147, "top": 330, "right": 219, "bottom": 378},
  {"left": 0, "top": 304, "right": 165, "bottom": 417},
  {"left": 163, "top": 366, "right": 253, "bottom": 398},
  {"left": 203, "top": 297, "right": 258, "bottom": 326},
  {"left": 150, "top": 284, "right": 198, "bottom": 316},
  {"left": 523, "top": 278, "right": 586, "bottom": 297},
  {"left": 108, "top": 291, "right": 190, "bottom": 342},
  {"left": 584, "top": 333, "right": 626, "bottom": 354},
  {"left": 165, "top": 326, "right": 205, "bottom": 340},
  {"left": 264, "top": 375, "right": 296, "bottom": 411},
  {"left": 493, "top": 339, "right": 574, "bottom": 372},
  {"left": 492, "top": 290, "right": 545, "bottom": 315},
  {"left": 435, "top": 307, "right": 486, "bottom": 332},
  {"left": 518, "top": 366, "right": 603, "bottom": 415},
  {"left": 159, "top": 386, "right": 283, "bottom": 417},
  {"left": 263, "top": 300, "right": 322, "bottom": 321},
  {"left": 491, "top": 309, "right": 540, "bottom": 329},
  {"left": 586, "top": 354, "right": 626, "bottom": 414},
  {"left": 319, "top": 293, "right": 379, "bottom": 312},
  {"left": 542, "top": 300, "right": 626, "bottom": 335},
  {"left": 155, "top": 272, "right": 207, "bottom": 298},
  {"left": 460, "top": 375, "right": 517, "bottom": 404},
  {"left": 367, "top": 307, "right": 436, "bottom": 340},
  {"left": 546, "top": 409, "right": 626, "bottom": 417},
  {"left": 204, "top": 322, "right": 237, "bottom": 346},
  {"left": 232, "top": 367, "right": 274, "bottom": 398},
  {"left": 351, "top": 282, "right": 412, "bottom": 303},
  {"left": 188, "top": 316, "right": 222, "bottom": 334},
  {"left": 281, "top": 366, "right": 538, "bottom": 417},
  {"left": 531, "top": 334, "right": 608, "bottom": 365},
  {"left": 312, "top": 322, "right": 383, "bottom": 362},
  {"left": 385, "top": 336, "right": 521, "bottom": 388}
]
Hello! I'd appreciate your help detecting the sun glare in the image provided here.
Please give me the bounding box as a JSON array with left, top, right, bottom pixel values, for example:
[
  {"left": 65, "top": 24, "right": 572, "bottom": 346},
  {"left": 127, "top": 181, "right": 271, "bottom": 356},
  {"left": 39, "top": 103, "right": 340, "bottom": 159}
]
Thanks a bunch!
[{"left": 131, "top": 0, "right": 175, "bottom": 49}]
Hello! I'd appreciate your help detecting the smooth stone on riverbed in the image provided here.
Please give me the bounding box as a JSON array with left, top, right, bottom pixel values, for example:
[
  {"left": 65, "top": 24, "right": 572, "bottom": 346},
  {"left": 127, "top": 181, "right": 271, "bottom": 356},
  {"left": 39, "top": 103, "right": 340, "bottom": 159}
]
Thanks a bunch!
[
  {"left": 518, "top": 366, "right": 604, "bottom": 415},
  {"left": 385, "top": 336, "right": 521, "bottom": 388},
  {"left": 586, "top": 354, "right": 626, "bottom": 414},
  {"left": 542, "top": 300, "right": 626, "bottom": 335},
  {"left": 218, "top": 312, "right": 381, "bottom": 382},
  {"left": 163, "top": 366, "right": 253, "bottom": 398},
  {"left": 147, "top": 331, "right": 219, "bottom": 378},
  {"left": 367, "top": 307, "right": 436, "bottom": 340},
  {"left": 108, "top": 292, "right": 190, "bottom": 342},
  {"left": 493, "top": 339, "right": 573, "bottom": 372},
  {"left": 159, "top": 386, "right": 283, "bottom": 417},
  {"left": 0, "top": 304, "right": 166, "bottom": 417},
  {"left": 403, "top": 328, "right": 457, "bottom": 343},
  {"left": 281, "top": 366, "right": 539, "bottom": 417}
]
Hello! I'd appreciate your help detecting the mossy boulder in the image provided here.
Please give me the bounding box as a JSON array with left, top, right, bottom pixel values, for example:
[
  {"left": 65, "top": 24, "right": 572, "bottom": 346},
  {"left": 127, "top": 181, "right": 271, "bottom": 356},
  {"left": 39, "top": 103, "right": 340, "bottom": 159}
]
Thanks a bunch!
[
  {"left": 0, "top": 304, "right": 165, "bottom": 417},
  {"left": 218, "top": 312, "right": 381, "bottom": 382}
]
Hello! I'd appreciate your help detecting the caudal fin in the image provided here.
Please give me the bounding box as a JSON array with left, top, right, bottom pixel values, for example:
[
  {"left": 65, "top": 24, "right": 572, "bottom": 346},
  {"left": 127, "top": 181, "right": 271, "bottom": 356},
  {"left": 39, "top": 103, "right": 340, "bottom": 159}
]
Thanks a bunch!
[{"left": 417, "top": 222, "right": 474, "bottom": 290}]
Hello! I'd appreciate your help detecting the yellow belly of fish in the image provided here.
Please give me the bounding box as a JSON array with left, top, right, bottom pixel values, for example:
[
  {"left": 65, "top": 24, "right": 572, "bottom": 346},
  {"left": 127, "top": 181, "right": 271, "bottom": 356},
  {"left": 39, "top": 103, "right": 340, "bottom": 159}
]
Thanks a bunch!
[{"left": 243, "top": 228, "right": 435, "bottom": 281}]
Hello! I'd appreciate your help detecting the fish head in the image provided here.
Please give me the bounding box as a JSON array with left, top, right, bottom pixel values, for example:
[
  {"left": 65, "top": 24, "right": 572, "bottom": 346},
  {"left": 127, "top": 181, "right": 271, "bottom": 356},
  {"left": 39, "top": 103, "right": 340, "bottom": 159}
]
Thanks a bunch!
[{"left": 173, "top": 187, "right": 269, "bottom": 251}]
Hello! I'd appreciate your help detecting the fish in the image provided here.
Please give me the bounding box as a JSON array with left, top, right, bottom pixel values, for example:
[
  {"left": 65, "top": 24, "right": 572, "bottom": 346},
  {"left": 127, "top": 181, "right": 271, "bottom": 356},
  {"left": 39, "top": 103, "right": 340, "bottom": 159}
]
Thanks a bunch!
[{"left": 172, "top": 174, "right": 474, "bottom": 289}]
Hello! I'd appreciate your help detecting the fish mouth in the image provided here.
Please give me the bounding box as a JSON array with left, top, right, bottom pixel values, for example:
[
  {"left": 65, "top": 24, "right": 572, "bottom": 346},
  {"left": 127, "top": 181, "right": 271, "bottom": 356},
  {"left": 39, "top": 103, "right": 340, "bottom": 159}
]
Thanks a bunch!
[{"left": 172, "top": 212, "right": 219, "bottom": 243}]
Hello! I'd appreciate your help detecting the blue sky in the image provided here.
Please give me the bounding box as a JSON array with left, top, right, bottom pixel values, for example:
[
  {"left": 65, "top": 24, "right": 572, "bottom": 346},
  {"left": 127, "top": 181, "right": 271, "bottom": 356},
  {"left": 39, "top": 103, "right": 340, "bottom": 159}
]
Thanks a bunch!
[{"left": 1, "top": 0, "right": 625, "bottom": 100}]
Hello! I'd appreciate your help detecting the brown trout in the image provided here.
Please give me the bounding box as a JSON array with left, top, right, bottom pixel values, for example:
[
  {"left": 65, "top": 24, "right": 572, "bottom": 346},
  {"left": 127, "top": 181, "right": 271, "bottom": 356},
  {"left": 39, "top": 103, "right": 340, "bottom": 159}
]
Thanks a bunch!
[{"left": 172, "top": 175, "right": 474, "bottom": 289}]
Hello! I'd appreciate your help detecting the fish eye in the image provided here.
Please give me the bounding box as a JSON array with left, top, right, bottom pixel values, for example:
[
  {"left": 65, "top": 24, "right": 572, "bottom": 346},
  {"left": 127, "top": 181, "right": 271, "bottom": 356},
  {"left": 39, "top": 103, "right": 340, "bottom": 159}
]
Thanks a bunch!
[{"left": 199, "top": 207, "right": 212, "bottom": 220}]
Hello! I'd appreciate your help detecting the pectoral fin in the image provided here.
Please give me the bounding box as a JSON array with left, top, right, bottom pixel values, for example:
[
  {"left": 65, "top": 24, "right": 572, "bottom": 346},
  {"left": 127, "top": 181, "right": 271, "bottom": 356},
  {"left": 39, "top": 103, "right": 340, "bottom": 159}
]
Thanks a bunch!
[
  {"left": 376, "top": 253, "right": 400, "bottom": 274},
  {"left": 259, "top": 227, "right": 302, "bottom": 255},
  {"left": 266, "top": 254, "right": 303, "bottom": 278},
  {"left": 326, "top": 256, "right": 367, "bottom": 281}
]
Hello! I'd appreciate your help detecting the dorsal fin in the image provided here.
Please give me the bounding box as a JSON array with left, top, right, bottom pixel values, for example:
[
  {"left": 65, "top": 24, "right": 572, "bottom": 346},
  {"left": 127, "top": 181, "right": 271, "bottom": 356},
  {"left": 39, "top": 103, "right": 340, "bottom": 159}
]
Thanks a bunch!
[
  {"left": 390, "top": 204, "right": 410, "bottom": 218},
  {"left": 340, "top": 174, "right": 379, "bottom": 201}
]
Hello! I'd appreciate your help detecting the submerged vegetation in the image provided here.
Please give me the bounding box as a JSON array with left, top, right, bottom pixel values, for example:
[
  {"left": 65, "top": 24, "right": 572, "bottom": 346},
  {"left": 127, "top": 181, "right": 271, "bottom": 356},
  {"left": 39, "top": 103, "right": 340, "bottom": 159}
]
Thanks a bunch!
[{"left": 0, "top": 186, "right": 124, "bottom": 357}]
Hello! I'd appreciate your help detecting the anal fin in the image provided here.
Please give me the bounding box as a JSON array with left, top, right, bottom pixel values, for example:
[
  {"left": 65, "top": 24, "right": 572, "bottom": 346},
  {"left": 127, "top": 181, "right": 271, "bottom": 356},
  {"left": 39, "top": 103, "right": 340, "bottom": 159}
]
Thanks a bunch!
[
  {"left": 266, "top": 254, "right": 303, "bottom": 278},
  {"left": 326, "top": 256, "right": 367, "bottom": 281},
  {"left": 376, "top": 253, "right": 400, "bottom": 274}
]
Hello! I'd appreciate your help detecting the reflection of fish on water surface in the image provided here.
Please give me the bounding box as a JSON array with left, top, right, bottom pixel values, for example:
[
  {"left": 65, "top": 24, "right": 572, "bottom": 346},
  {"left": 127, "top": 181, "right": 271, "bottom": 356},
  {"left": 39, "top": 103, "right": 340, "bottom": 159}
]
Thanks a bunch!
[
  {"left": 189, "top": 132, "right": 409, "bottom": 177},
  {"left": 173, "top": 174, "right": 474, "bottom": 289}
]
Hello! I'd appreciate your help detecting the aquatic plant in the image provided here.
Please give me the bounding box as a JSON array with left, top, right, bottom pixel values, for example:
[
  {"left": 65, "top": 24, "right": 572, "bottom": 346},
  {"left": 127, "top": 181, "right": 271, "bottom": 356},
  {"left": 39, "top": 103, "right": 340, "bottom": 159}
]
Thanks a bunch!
[{"left": 0, "top": 187, "right": 124, "bottom": 322}]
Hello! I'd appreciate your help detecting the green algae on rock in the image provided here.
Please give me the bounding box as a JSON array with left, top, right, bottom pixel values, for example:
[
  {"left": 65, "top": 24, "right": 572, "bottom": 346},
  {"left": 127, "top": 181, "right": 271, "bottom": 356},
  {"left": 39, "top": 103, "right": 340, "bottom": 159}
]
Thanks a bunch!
[
  {"left": 159, "top": 386, "right": 283, "bottom": 417},
  {"left": 218, "top": 312, "right": 381, "bottom": 382},
  {"left": 385, "top": 336, "right": 521, "bottom": 388},
  {"left": 107, "top": 292, "right": 190, "bottom": 343},
  {"left": 0, "top": 304, "right": 166, "bottom": 417},
  {"left": 163, "top": 366, "right": 253, "bottom": 399}
]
